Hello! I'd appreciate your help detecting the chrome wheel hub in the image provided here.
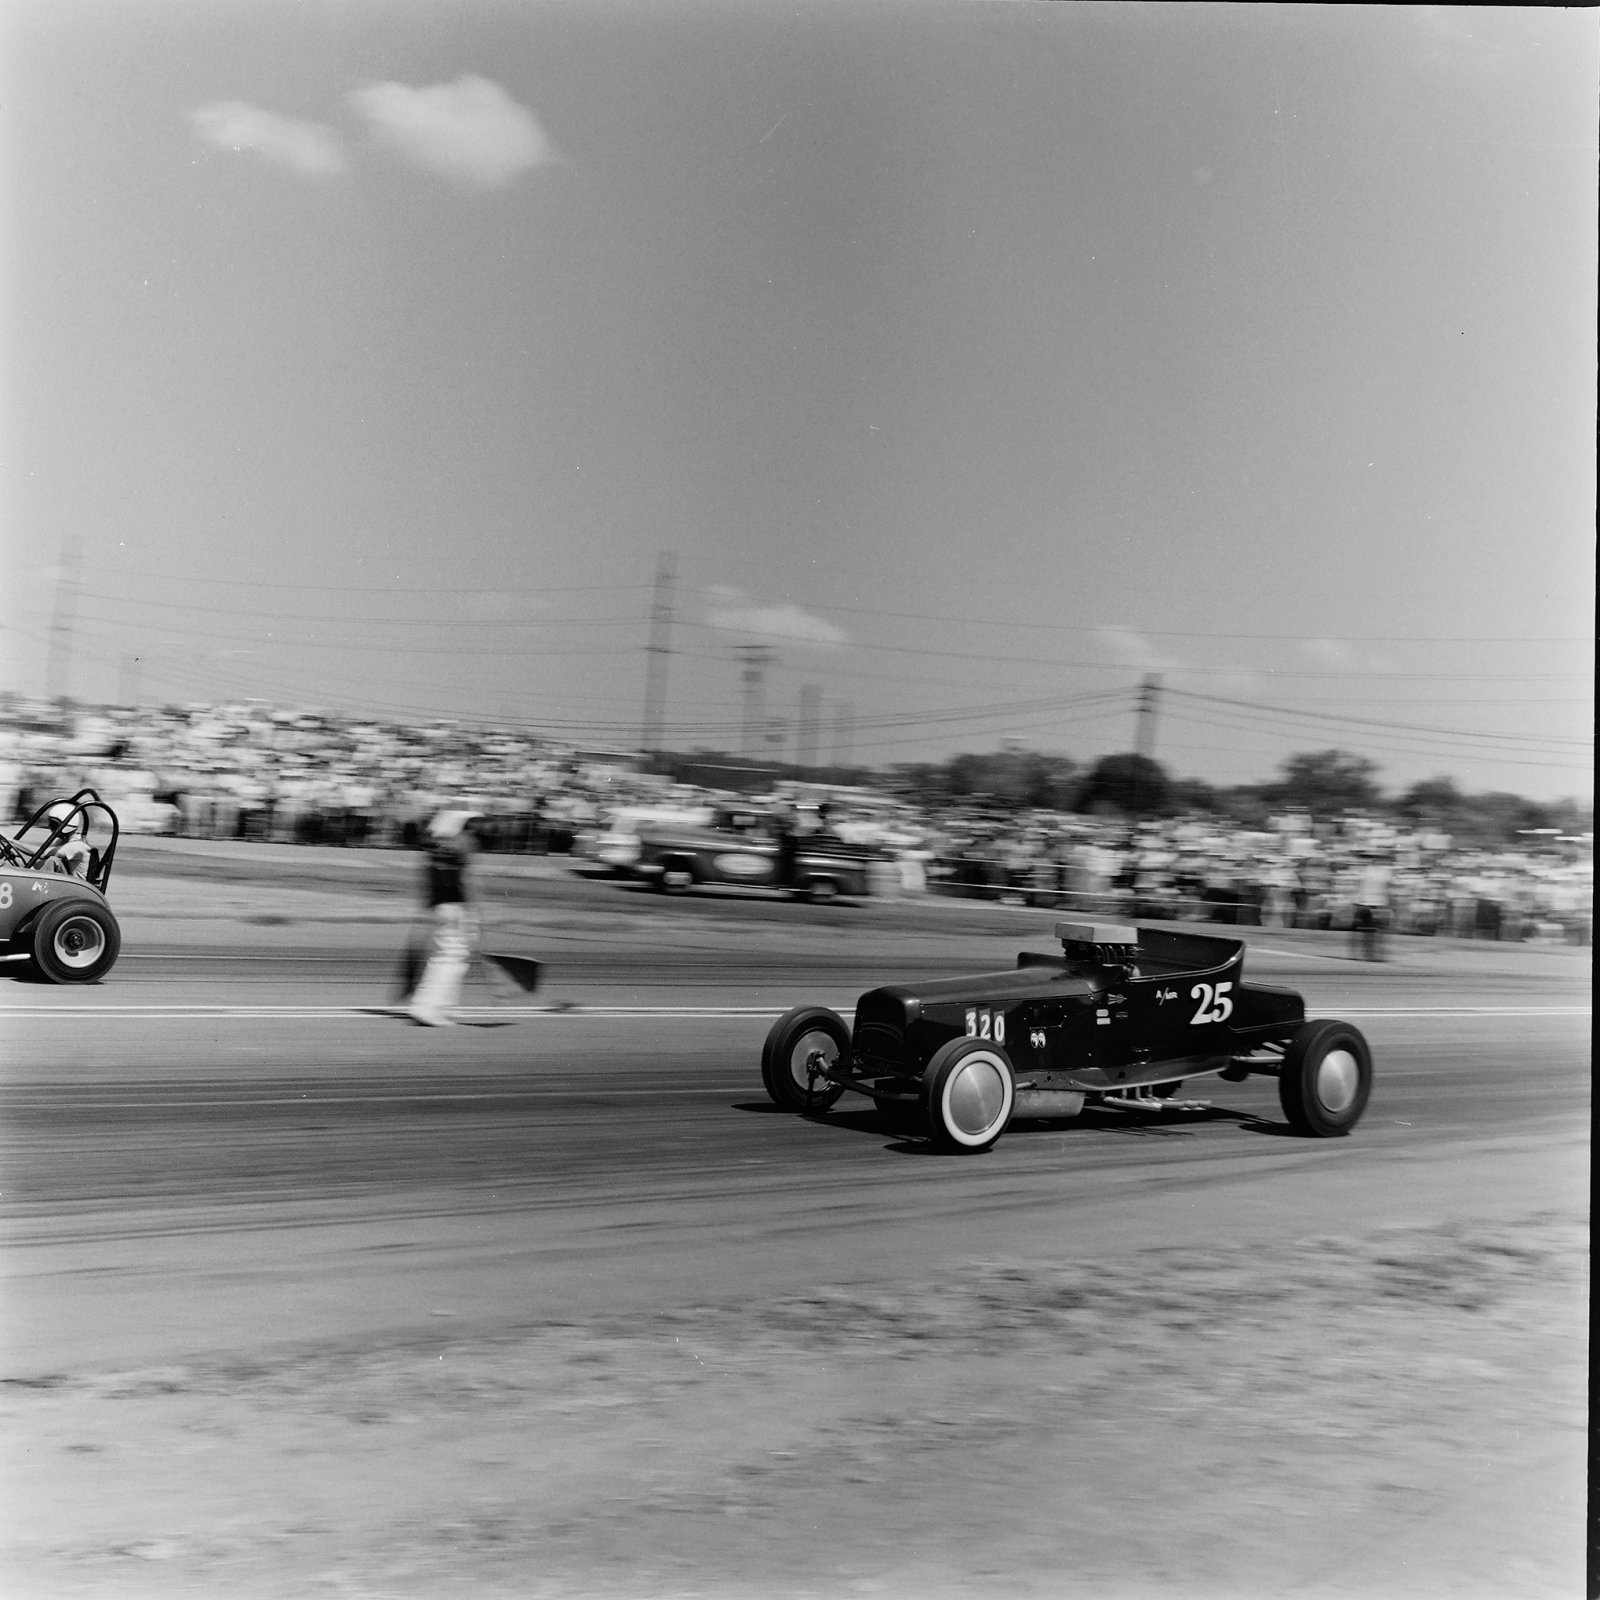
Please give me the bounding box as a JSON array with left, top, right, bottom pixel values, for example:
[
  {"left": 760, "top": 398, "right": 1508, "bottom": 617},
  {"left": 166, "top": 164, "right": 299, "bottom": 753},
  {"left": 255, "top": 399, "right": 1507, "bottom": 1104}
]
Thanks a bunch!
[
  {"left": 948, "top": 1057, "right": 1007, "bottom": 1135},
  {"left": 790, "top": 1029, "right": 839, "bottom": 1089},
  {"left": 54, "top": 917, "right": 105, "bottom": 968},
  {"left": 1316, "top": 1048, "right": 1360, "bottom": 1113}
]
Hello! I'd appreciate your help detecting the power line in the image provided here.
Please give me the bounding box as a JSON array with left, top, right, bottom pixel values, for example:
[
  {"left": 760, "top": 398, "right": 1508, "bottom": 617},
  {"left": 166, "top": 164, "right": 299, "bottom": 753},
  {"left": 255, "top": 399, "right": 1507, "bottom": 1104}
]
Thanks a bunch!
[
  {"left": 78, "top": 586, "right": 1596, "bottom": 661},
  {"left": 77, "top": 592, "right": 643, "bottom": 627},
  {"left": 1161, "top": 703, "right": 1594, "bottom": 776},
  {"left": 1162, "top": 696, "right": 1593, "bottom": 766},
  {"left": 69, "top": 617, "right": 631, "bottom": 657},
  {"left": 660, "top": 641, "right": 1592, "bottom": 705},
  {"left": 677, "top": 588, "right": 1594, "bottom": 645},
  {"left": 1167, "top": 687, "right": 1594, "bottom": 751},
  {"left": 670, "top": 621, "right": 1587, "bottom": 679},
  {"left": 68, "top": 592, "right": 1593, "bottom": 680},
  {"left": 93, "top": 570, "right": 651, "bottom": 597}
]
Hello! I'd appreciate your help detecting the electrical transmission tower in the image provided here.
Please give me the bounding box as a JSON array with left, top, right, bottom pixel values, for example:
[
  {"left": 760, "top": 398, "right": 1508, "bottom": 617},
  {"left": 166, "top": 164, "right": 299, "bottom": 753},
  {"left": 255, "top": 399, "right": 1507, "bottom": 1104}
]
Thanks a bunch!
[
  {"left": 1134, "top": 674, "right": 1162, "bottom": 761},
  {"left": 734, "top": 645, "right": 775, "bottom": 758},
  {"left": 797, "top": 683, "right": 822, "bottom": 770},
  {"left": 44, "top": 530, "right": 83, "bottom": 705},
  {"left": 640, "top": 551, "right": 677, "bottom": 757}
]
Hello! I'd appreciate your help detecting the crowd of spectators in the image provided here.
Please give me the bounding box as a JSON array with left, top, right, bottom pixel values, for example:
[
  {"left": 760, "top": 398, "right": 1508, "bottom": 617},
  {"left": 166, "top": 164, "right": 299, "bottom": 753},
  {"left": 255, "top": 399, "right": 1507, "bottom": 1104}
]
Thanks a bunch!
[
  {"left": 2, "top": 697, "right": 1590, "bottom": 947},
  {"left": 1, "top": 699, "right": 604, "bottom": 855},
  {"left": 916, "top": 810, "right": 1591, "bottom": 946}
]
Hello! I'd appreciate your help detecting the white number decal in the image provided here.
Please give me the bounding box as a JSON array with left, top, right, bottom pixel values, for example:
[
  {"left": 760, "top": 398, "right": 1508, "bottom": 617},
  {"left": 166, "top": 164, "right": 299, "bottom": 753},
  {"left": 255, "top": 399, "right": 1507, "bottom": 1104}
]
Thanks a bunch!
[
  {"left": 1189, "top": 981, "right": 1234, "bottom": 1025},
  {"left": 0, "top": 882, "right": 10, "bottom": 909},
  {"left": 965, "top": 1008, "right": 1006, "bottom": 1045}
]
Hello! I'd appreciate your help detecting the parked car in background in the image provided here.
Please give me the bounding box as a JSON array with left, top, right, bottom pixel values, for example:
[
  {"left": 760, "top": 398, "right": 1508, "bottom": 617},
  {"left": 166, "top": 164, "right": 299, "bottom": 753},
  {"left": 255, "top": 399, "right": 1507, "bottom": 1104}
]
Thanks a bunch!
[
  {"left": 631, "top": 805, "right": 874, "bottom": 901},
  {"left": 575, "top": 803, "right": 714, "bottom": 873}
]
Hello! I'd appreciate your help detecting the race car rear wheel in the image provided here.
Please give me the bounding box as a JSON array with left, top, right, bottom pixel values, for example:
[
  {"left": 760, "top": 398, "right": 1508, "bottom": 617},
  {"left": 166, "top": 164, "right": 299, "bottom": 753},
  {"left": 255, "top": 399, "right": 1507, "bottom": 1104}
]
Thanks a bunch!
[
  {"left": 923, "top": 1038, "right": 1015, "bottom": 1153},
  {"left": 761, "top": 1006, "right": 849, "bottom": 1112},
  {"left": 30, "top": 899, "right": 121, "bottom": 984},
  {"left": 1278, "top": 1019, "right": 1372, "bottom": 1137}
]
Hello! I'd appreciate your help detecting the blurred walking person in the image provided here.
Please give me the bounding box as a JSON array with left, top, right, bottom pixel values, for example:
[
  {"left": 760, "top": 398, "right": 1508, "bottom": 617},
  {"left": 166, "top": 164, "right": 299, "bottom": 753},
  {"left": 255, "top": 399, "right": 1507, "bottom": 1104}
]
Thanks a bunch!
[
  {"left": 408, "top": 809, "right": 481, "bottom": 1026},
  {"left": 1350, "top": 853, "right": 1392, "bottom": 963}
]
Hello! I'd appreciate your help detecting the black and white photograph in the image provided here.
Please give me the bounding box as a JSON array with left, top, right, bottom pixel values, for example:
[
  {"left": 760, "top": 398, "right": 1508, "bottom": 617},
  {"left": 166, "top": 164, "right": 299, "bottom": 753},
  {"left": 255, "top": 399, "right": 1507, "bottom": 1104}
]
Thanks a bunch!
[{"left": 1, "top": 3, "right": 1593, "bottom": 1596}]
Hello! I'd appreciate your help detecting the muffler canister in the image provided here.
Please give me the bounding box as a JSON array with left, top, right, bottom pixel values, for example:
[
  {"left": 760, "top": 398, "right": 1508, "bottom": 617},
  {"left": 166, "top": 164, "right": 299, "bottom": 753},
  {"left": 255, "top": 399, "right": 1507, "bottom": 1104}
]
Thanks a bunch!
[{"left": 1010, "top": 1089, "right": 1086, "bottom": 1120}]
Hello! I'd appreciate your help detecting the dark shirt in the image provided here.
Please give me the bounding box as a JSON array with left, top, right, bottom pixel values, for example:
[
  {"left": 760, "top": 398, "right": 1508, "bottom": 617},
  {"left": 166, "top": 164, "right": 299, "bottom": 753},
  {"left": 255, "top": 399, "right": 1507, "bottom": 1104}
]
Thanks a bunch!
[{"left": 424, "top": 836, "right": 475, "bottom": 907}]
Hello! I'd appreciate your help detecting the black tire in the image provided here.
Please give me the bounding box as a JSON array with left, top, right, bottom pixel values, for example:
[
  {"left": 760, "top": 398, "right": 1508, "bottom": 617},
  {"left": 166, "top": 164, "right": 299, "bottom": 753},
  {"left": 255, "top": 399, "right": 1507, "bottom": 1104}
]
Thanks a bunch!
[
  {"left": 30, "top": 899, "right": 121, "bottom": 984},
  {"left": 803, "top": 877, "right": 839, "bottom": 904},
  {"left": 761, "top": 1006, "right": 849, "bottom": 1112},
  {"left": 1278, "top": 1019, "right": 1372, "bottom": 1137},
  {"left": 923, "top": 1037, "right": 1015, "bottom": 1153}
]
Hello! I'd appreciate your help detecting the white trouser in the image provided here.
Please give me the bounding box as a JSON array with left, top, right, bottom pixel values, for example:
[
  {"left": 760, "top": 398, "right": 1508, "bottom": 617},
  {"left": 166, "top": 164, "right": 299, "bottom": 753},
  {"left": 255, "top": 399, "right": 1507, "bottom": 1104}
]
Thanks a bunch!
[{"left": 410, "top": 903, "right": 474, "bottom": 1023}]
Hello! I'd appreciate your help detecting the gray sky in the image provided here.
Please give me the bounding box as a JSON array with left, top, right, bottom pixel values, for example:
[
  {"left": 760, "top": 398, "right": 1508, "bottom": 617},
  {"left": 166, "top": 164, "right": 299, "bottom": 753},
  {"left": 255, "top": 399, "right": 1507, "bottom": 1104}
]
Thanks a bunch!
[{"left": 2, "top": 2, "right": 1594, "bottom": 799}]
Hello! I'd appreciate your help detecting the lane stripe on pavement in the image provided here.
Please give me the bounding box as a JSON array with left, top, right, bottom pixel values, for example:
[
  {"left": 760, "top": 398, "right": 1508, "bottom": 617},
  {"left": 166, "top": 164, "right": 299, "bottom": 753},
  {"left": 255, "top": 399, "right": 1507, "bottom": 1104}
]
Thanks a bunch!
[{"left": 0, "top": 1003, "right": 1588, "bottom": 1020}]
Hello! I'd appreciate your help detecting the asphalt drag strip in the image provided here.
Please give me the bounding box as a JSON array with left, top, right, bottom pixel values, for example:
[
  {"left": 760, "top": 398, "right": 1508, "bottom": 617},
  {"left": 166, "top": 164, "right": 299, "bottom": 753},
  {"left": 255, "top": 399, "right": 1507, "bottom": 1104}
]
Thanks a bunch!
[{"left": 0, "top": 861, "right": 1590, "bottom": 1599}]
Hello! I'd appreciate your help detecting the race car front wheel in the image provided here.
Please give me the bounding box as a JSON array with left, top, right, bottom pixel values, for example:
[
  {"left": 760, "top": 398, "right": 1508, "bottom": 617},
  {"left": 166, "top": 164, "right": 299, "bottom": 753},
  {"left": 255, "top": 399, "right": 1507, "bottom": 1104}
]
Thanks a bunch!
[
  {"left": 761, "top": 1006, "right": 849, "bottom": 1112},
  {"left": 1278, "top": 1019, "right": 1372, "bottom": 1137},
  {"left": 923, "top": 1037, "right": 1015, "bottom": 1153},
  {"left": 30, "top": 900, "right": 122, "bottom": 984}
]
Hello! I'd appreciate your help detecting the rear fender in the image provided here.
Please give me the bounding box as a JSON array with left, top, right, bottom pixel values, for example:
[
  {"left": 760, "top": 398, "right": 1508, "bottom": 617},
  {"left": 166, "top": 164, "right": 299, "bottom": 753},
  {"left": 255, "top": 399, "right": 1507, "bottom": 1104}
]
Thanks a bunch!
[
  {"left": 1226, "top": 982, "right": 1306, "bottom": 1044},
  {"left": 1, "top": 872, "right": 104, "bottom": 946},
  {"left": 4, "top": 884, "right": 110, "bottom": 950}
]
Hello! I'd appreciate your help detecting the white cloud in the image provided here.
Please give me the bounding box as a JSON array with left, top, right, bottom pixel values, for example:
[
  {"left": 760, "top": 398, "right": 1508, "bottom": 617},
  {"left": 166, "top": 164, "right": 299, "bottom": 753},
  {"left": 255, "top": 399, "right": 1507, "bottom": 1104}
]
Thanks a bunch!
[
  {"left": 1300, "top": 637, "right": 1394, "bottom": 672},
  {"left": 1094, "top": 625, "right": 1187, "bottom": 676},
  {"left": 1301, "top": 637, "right": 1356, "bottom": 669},
  {"left": 349, "top": 76, "right": 553, "bottom": 189},
  {"left": 191, "top": 101, "right": 347, "bottom": 176},
  {"left": 705, "top": 587, "right": 848, "bottom": 649}
]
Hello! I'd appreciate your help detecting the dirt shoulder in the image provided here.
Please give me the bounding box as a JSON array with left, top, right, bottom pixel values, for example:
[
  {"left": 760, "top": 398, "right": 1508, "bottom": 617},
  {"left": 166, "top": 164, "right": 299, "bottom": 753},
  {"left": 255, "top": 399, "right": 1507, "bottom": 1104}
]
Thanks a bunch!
[{"left": 4, "top": 1207, "right": 1586, "bottom": 1600}]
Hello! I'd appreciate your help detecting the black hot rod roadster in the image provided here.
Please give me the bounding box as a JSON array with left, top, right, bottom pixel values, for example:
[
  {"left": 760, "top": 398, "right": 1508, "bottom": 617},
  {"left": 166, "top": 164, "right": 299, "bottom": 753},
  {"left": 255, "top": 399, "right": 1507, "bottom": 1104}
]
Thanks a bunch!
[{"left": 760, "top": 922, "right": 1372, "bottom": 1152}]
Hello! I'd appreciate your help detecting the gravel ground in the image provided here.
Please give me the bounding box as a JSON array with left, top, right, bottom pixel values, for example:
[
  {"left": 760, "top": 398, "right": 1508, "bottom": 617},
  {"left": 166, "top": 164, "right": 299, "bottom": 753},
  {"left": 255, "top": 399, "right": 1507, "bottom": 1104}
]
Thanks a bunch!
[{"left": 4, "top": 1209, "right": 1586, "bottom": 1600}]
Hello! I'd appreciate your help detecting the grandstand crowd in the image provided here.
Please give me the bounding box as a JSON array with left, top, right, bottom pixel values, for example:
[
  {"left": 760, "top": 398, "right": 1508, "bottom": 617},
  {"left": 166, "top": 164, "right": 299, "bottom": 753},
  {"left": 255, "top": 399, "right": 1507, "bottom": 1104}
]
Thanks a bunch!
[{"left": 2, "top": 697, "right": 1590, "bottom": 946}]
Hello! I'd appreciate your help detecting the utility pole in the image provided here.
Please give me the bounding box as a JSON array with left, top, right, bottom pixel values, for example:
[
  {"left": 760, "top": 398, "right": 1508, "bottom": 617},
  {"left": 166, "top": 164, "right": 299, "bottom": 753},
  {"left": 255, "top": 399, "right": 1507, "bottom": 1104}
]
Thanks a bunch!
[
  {"left": 1134, "top": 674, "right": 1161, "bottom": 762},
  {"left": 734, "top": 645, "right": 774, "bottom": 758},
  {"left": 640, "top": 551, "right": 677, "bottom": 759},
  {"left": 44, "top": 529, "right": 83, "bottom": 706}
]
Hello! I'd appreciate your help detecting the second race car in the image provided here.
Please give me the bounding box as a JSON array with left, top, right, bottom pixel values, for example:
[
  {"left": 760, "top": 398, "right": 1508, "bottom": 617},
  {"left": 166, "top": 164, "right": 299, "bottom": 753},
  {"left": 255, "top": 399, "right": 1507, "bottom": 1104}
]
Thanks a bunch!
[{"left": 0, "top": 788, "right": 123, "bottom": 983}]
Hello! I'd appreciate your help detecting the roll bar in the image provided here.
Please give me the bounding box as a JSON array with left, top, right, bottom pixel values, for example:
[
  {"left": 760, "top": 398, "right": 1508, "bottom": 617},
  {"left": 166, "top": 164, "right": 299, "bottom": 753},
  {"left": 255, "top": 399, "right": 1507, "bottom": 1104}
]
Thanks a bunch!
[{"left": 4, "top": 788, "right": 120, "bottom": 893}]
